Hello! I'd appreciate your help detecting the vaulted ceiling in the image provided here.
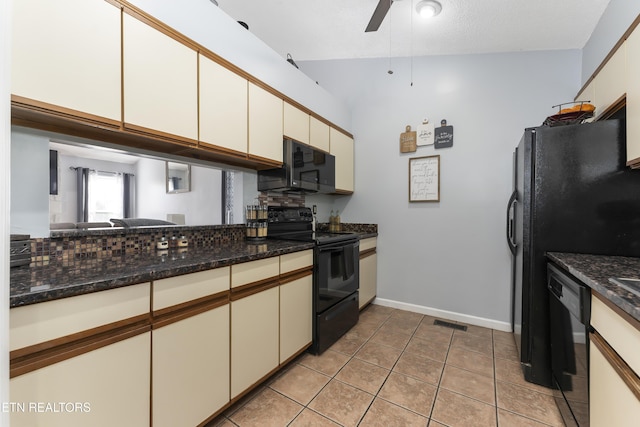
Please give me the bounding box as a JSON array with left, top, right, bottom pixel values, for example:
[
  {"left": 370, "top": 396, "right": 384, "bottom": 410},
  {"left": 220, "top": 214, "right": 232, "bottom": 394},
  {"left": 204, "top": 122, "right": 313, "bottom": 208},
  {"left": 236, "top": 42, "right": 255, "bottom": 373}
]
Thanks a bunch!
[{"left": 216, "top": 0, "right": 611, "bottom": 61}]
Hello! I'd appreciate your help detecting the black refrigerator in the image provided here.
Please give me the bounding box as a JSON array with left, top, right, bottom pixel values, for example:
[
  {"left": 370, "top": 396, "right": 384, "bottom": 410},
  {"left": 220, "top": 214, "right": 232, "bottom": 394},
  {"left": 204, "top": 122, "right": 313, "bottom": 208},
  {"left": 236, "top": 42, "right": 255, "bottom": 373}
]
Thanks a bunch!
[{"left": 506, "top": 118, "right": 640, "bottom": 387}]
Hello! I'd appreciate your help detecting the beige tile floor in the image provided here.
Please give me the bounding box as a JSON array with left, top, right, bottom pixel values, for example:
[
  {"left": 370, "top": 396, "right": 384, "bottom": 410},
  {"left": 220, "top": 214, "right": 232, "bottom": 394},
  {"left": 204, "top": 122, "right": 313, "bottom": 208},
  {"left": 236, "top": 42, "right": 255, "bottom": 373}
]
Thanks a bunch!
[{"left": 208, "top": 304, "right": 565, "bottom": 427}]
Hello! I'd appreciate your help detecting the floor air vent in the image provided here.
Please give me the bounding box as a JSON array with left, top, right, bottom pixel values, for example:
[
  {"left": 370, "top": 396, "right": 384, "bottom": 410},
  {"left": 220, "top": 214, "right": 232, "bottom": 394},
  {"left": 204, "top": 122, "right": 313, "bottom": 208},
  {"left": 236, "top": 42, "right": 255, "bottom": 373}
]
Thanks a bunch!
[{"left": 434, "top": 319, "right": 467, "bottom": 331}]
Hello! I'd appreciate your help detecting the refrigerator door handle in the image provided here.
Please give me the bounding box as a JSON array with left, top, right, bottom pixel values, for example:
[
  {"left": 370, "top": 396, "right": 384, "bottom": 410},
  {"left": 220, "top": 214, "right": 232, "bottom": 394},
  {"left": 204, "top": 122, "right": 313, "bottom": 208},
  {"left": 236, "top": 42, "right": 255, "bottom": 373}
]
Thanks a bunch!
[{"left": 506, "top": 190, "right": 518, "bottom": 255}]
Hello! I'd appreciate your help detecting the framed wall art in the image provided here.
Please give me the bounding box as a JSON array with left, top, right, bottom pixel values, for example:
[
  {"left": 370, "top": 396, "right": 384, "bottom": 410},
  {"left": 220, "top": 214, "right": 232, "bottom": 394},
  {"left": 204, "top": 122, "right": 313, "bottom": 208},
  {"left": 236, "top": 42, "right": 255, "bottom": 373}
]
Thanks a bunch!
[{"left": 409, "top": 155, "right": 440, "bottom": 202}]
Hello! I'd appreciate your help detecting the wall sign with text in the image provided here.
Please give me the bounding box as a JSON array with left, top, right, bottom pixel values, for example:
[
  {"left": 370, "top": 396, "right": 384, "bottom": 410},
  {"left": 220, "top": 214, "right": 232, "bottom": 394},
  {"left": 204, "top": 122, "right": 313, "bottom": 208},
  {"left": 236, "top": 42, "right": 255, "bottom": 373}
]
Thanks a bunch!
[
  {"left": 434, "top": 119, "right": 453, "bottom": 149},
  {"left": 409, "top": 155, "right": 440, "bottom": 202}
]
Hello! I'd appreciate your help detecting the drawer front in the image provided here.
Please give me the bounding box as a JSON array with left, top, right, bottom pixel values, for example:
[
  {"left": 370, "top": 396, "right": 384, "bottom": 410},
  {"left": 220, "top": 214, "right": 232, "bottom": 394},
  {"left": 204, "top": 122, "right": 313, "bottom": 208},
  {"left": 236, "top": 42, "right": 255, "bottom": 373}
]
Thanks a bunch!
[
  {"left": 10, "top": 283, "right": 150, "bottom": 351},
  {"left": 359, "top": 237, "right": 377, "bottom": 252},
  {"left": 280, "top": 250, "right": 313, "bottom": 274},
  {"left": 231, "top": 257, "right": 280, "bottom": 288},
  {"left": 591, "top": 294, "right": 640, "bottom": 375},
  {"left": 153, "top": 267, "right": 230, "bottom": 311}
]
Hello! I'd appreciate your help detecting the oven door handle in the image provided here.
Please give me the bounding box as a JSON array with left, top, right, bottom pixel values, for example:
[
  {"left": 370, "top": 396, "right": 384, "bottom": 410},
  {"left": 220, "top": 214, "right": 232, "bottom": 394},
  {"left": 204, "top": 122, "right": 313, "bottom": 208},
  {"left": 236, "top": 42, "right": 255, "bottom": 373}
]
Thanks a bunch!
[{"left": 317, "top": 240, "right": 360, "bottom": 252}]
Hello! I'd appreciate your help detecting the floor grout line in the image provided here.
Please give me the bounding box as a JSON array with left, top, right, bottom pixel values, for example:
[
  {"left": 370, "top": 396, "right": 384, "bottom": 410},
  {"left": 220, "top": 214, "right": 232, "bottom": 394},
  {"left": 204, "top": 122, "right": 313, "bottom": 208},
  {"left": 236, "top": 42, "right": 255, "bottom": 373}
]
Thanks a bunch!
[{"left": 212, "top": 306, "right": 561, "bottom": 427}]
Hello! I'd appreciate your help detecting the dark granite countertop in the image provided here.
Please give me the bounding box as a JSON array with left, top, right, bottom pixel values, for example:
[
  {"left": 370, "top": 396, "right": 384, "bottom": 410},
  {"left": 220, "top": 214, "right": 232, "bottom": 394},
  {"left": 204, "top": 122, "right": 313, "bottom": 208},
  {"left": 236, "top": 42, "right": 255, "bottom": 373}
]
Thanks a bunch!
[
  {"left": 10, "top": 240, "right": 314, "bottom": 308},
  {"left": 547, "top": 252, "right": 640, "bottom": 322}
]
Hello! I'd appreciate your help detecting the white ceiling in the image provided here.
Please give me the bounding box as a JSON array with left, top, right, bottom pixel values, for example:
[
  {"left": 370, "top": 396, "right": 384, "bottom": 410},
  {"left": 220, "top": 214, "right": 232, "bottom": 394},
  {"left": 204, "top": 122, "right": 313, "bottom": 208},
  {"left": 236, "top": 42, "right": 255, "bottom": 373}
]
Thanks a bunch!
[{"left": 216, "top": 0, "right": 611, "bottom": 61}]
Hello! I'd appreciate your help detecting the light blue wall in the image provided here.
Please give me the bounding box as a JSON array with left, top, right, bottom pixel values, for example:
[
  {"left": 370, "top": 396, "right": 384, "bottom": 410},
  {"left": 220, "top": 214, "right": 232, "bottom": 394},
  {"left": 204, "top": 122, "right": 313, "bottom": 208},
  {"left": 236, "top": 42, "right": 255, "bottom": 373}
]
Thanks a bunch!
[
  {"left": 300, "top": 50, "right": 581, "bottom": 326},
  {"left": 582, "top": 0, "right": 640, "bottom": 83}
]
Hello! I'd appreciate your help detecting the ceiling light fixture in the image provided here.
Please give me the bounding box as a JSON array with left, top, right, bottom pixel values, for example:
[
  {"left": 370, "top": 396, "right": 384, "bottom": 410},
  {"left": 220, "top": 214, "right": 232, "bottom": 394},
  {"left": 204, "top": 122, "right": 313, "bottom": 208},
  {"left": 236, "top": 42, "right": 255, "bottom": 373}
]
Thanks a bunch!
[{"left": 416, "top": 0, "right": 442, "bottom": 18}]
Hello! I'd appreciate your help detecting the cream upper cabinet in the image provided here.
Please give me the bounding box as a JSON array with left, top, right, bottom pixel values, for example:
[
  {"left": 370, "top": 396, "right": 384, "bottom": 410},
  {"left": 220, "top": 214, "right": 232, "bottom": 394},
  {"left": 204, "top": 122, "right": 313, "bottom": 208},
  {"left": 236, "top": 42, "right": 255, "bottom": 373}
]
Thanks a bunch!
[
  {"left": 199, "top": 55, "right": 248, "bottom": 154},
  {"left": 11, "top": 0, "right": 121, "bottom": 122},
  {"left": 153, "top": 306, "right": 230, "bottom": 427},
  {"left": 248, "top": 83, "right": 284, "bottom": 163},
  {"left": 231, "top": 287, "right": 279, "bottom": 398},
  {"left": 330, "top": 128, "right": 355, "bottom": 193},
  {"left": 310, "top": 116, "right": 331, "bottom": 152},
  {"left": 593, "top": 43, "right": 627, "bottom": 119},
  {"left": 123, "top": 14, "right": 198, "bottom": 140},
  {"left": 627, "top": 28, "right": 640, "bottom": 165},
  {"left": 575, "top": 80, "right": 596, "bottom": 123},
  {"left": 11, "top": 333, "right": 150, "bottom": 427},
  {"left": 284, "top": 102, "right": 310, "bottom": 144}
]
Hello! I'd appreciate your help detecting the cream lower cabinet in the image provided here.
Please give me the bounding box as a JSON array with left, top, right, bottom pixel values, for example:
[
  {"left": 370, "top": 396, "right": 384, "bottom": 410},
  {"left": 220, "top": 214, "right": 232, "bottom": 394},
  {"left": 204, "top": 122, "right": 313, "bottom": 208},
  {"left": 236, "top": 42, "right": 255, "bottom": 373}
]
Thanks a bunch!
[
  {"left": 11, "top": 0, "right": 121, "bottom": 122},
  {"left": 152, "top": 267, "right": 231, "bottom": 427},
  {"left": 9, "top": 283, "right": 151, "bottom": 426},
  {"left": 280, "top": 276, "right": 312, "bottom": 363},
  {"left": 279, "top": 250, "right": 313, "bottom": 363},
  {"left": 359, "top": 238, "right": 377, "bottom": 309},
  {"left": 589, "top": 337, "right": 640, "bottom": 427},
  {"left": 153, "top": 306, "right": 230, "bottom": 427},
  {"left": 10, "top": 333, "right": 150, "bottom": 427},
  {"left": 590, "top": 293, "right": 640, "bottom": 426},
  {"left": 231, "top": 286, "right": 280, "bottom": 398}
]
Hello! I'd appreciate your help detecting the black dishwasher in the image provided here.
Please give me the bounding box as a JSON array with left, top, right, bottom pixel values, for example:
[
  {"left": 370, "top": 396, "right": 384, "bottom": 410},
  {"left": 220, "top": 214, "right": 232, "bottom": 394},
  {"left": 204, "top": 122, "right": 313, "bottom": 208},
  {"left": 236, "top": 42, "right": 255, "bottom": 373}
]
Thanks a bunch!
[{"left": 547, "top": 263, "right": 591, "bottom": 427}]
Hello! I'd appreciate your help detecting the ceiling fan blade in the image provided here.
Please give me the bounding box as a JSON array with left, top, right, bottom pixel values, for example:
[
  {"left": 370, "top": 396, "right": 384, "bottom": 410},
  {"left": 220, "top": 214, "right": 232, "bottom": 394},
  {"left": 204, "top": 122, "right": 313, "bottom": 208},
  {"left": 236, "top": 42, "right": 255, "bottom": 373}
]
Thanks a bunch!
[{"left": 365, "top": 0, "right": 393, "bottom": 32}]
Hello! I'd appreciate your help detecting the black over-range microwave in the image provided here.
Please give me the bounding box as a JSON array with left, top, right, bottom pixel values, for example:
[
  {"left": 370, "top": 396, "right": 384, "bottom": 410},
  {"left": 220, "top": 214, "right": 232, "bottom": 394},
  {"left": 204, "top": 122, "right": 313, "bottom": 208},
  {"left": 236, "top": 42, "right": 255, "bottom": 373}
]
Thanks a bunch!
[{"left": 258, "top": 139, "right": 336, "bottom": 193}]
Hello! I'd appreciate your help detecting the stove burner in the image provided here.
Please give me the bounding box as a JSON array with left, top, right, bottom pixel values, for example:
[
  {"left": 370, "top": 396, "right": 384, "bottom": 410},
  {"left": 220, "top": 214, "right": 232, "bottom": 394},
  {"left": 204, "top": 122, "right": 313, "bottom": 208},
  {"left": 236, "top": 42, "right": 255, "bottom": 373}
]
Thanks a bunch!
[{"left": 267, "top": 207, "right": 357, "bottom": 245}]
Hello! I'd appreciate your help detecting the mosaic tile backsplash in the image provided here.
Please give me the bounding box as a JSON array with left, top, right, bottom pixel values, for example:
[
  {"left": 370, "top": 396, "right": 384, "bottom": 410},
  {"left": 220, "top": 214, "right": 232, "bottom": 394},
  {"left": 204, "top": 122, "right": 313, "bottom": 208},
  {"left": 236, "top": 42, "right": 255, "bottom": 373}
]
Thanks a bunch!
[{"left": 31, "top": 224, "right": 246, "bottom": 264}]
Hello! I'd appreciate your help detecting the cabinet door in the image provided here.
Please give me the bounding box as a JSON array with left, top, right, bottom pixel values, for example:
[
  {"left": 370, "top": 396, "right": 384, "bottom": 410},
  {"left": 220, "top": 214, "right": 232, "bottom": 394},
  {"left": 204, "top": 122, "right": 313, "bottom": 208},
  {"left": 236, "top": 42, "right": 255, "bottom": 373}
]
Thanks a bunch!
[
  {"left": 590, "top": 340, "right": 640, "bottom": 427},
  {"left": 359, "top": 253, "right": 377, "bottom": 309},
  {"left": 310, "top": 116, "right": 330, "bottom": 152},
  {"left": 153, "top": 305, "right": 230, "bottom": 427},
  {"left": 280, "top": 275, "right": 313, "bottom": 363},
  {"left": 123, "top": 14, "right": 198, "bottom": 141},
  {"left": 11, "top": 0, "right": 121, "bottom": 122},
  {"left": 199, "top": 55, "right": 248, "bottom": 154},
  {"left": 10, "top": 333, "right": 150, "bottom": 427},
  {"left": 330, "top": 128, "right": 355, "bottom": 193},
  {"left": 248, "top": 83, "right": 283, "bottom": 163},
  {"left": 284, "top": 102, "right": 310, "bottom": 144},
  {"left": 627, "top": 28, "right": 640, "bottom": 164},
  {"left": 594, "top": 44, "right": 626, "bottom": 119},
  {"left": 231, "top": 287, "right": 279, "bottom": 398}
]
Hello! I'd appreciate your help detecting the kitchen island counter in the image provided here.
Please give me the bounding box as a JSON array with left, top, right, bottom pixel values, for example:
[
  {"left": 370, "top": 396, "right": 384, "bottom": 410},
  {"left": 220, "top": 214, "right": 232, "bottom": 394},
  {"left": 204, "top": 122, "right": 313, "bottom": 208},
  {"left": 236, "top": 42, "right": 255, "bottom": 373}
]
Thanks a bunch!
[
  {"left": 546, "top": 252, "right": 640, "bottom": 322},
  {"left": 10, "top": 239, "right": 314, "bottom": 308}
]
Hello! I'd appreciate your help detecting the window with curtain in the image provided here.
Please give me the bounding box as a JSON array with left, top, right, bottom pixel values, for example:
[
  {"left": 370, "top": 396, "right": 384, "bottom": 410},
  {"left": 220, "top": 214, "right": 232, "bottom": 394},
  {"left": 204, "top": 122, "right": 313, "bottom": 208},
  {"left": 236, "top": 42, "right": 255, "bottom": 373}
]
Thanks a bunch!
[
  {"left": 88, "top": 171, "right": 123, "bottom": 222},
  {"left": 75, "top": 168, "right": 135, "bottom": 223}
]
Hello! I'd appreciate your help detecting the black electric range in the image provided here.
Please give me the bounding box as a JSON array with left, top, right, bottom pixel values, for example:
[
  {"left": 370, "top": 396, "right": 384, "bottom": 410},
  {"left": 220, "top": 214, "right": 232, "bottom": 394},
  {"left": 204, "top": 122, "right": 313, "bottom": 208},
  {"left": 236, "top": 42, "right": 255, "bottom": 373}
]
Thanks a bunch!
[{"left": 268, "top": 206, "right": 360, "bottom": 354}]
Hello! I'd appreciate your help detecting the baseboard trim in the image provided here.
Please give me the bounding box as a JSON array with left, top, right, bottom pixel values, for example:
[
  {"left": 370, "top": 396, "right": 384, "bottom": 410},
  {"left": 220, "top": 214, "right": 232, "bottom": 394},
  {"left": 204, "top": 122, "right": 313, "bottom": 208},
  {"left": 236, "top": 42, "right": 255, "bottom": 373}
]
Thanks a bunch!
[{"left": 371, "top": 298, "right": 512, "bottom": 332}]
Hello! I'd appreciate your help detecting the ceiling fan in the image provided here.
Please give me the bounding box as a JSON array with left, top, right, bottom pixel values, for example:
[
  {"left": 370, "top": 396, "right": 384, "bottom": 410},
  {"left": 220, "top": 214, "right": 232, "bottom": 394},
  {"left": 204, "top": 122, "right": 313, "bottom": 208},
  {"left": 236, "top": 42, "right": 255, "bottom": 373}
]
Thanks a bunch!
[{"left": 365, "top": 0, "right": 395, "bottom": 32}]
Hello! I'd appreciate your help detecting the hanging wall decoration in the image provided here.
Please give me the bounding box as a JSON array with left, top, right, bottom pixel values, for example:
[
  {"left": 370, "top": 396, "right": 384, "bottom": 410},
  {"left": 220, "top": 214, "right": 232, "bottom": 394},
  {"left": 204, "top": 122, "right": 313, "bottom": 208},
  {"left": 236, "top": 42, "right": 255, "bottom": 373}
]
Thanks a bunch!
[
  {"left": 434, "top": 119, "right": 454, "bottom": 149},
  {"left": 409, "top": 155, "right": 440, "bottom": 202},
  {"left": 400, "top": 125, "right": 417, "bottom": 153},
  {"left": 417, "top": 119, "right": 435, "bottom": 146}
]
